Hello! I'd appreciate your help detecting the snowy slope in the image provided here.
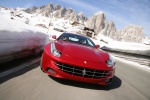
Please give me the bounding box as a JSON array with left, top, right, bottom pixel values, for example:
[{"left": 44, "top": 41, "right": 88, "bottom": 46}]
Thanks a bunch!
[
  {"left": 95, "top": 34, "right": 150, "bottom": 56},
  {"left": 0, "top": 7, "right": 149, "bottom": 64},
  {"left": 47, "top": 18, "right": 150, "bottom": 57},
  {"left": 0, "top": 8, "right": 49, "bottom": 63}
]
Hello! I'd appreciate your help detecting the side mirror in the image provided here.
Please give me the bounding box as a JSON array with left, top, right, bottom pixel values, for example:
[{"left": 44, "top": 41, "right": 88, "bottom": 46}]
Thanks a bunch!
[
  {"left": 96, "top": 44, "right": 100, "bottom": 49},
  {"left": 52, "top": 35, "right": 57, "bottom": 39}
]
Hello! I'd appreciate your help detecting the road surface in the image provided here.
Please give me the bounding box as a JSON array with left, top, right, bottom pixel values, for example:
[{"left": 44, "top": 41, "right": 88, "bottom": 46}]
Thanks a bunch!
[{"left": 0, "top": 58, "right": 150, "bottom": 100}]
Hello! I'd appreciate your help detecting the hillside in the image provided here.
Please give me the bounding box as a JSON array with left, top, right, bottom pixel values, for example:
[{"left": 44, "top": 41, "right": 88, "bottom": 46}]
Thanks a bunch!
[{"left": 24, "top": 3, "right": 149, "bottom": 43}]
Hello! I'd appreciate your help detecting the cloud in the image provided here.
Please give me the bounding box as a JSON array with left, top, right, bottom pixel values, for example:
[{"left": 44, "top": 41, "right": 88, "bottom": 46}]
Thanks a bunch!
[
  {"left": 23, "top": 3, "right": 34, "bottom": 8},
  {"left": 59, "top": 0, "right": 150, "bottom": 36},
  {"left": 59, "top": 0, "right": 100, "bottom": 13},
  {"left": 92, "top": 0, "right": 150, "bottom": 36}
]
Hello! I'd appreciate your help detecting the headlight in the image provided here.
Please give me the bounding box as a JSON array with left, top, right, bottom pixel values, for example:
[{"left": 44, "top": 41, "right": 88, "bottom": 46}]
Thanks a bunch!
[
  {"left": 50, "top": 42, "right": 61, "bottom": 57},
  {"left": 106, "top": 54, "right": 115, "bottom": 67}
]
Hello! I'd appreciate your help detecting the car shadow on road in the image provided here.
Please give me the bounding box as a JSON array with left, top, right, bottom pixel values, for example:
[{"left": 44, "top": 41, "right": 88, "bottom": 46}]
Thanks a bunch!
[{"left": 49, "top": 75, "right": 122, "bottom": 90}]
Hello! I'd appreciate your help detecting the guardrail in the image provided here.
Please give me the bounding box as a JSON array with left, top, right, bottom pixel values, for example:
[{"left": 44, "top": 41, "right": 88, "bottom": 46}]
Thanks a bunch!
[{"left": 103, "top": 50, "right": 150, "bottom": 67}]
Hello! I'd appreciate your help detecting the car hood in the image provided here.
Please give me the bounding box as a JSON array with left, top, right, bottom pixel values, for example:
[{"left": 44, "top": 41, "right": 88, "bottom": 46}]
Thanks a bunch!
[{"left": 55, "top": 41, "right": 109, "bottom": 62}]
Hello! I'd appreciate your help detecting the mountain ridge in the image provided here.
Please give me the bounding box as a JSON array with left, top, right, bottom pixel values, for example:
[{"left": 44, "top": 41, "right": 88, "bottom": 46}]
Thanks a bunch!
[{"left": 22, "top": 3, "right": 150, "bottom": 43}]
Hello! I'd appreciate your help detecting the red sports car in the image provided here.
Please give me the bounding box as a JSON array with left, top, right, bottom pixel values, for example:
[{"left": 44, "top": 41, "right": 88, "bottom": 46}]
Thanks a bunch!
[{"left": 41, "top": 32, "right": 115, "bottom": 85}]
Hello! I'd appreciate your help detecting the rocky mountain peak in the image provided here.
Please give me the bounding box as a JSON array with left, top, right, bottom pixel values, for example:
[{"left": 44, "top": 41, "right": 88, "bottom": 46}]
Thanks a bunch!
[
  {"left": 54, "top": 4, "right": 61, "bottom": 11},
  {"left": 117, "top": 25, "right": 144, "bottom": 43},
  {"left": 24, "top": 3, "right": 87, "bottom": 23},
  {"left": 23, "top": 3, "right": 147, "bottom": 43},
  {"left": 66, "top": 8, "right": 73, "bottom": 14},
  {"left": 87, "top": 12, "right": 108, "bottom": 33},
  {"left": 54, "top": 6, "right": 66, "bottom": 18},
  {"left": 64, "top": 8, "right": 73, "bottom": 20},
  {"left": 94, "top": 11, "right": 104, "bottom": 16},
  {"left": 47, "top": 3, "right": 54, "bottom": 11}
]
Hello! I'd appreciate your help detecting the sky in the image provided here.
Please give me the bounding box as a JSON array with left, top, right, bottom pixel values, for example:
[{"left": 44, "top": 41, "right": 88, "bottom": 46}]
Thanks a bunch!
[{"left": 0, "top": 0, "right": 150, "bottom": 36}]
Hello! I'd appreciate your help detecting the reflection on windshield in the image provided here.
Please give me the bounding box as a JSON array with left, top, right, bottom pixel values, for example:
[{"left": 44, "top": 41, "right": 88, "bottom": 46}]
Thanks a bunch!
[{"left": 57, "top": 33, "right": 96, "bottom": 48}]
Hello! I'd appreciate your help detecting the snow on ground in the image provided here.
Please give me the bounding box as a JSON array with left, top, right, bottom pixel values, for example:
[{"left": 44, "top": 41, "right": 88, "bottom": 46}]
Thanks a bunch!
[
  {"left": 95, "top": 34, "right": 150, "bottom": 56},
  {"left": 96, "top": 34, "right": 150, "bottom": 50},
  {"left": 107, "top": 41, "right": 150, "bottom": 51},
  {"left": 114, "top": 56, "right": 150, "bottom": 72},
  {"left": 0, "top": 7, "right": 49, "bottom": 63},
  {"left": 0, "top": 7, "right": 149, "bottom": 67}
]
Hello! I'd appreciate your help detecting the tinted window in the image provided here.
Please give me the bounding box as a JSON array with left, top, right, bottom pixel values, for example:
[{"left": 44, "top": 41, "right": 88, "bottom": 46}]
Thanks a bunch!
[{"left": 57, "top": 33, "right": 96, "bottom": 48}]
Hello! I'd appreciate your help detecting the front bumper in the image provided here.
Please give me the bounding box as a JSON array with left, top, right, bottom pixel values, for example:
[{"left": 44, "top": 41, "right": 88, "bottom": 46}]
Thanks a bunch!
[{"left": 41, "top": 50, "right": 115, "bottom": 85}]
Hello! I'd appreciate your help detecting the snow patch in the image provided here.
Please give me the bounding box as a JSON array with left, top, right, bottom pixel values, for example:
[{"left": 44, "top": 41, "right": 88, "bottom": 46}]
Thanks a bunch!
[{"left": 0, "top": 8, "right": 48, "bottom": 63}]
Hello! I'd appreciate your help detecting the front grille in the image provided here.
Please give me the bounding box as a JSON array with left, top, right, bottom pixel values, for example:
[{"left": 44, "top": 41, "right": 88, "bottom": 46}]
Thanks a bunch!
[{"left": 55, "top": 62, "right": 111, "bottom": 79}]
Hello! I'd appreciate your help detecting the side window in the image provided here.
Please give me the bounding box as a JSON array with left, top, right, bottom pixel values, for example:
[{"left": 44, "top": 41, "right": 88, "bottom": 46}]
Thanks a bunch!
[
  {"left": 69, "top": 37, "right": 79, "bottom": 42},
  {"left": 57, "top": 34, "right": 68, "bottom": 41},
  {"left": 87, "top": 39, "right": 94, "bottom": 47},
  {"left": 79, "top": 39, "right": 86, "bottom": 44}
]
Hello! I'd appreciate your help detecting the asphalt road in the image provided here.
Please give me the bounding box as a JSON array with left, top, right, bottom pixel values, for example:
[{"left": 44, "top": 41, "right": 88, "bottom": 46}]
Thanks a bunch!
[{"left": 0, "top": 59, "right": 150, "bottom": 100}]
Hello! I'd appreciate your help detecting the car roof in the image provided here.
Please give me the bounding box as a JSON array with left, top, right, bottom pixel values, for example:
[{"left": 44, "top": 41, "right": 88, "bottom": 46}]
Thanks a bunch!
[{"left": 63, "top": 32, "right": 89, "bottom": 38}]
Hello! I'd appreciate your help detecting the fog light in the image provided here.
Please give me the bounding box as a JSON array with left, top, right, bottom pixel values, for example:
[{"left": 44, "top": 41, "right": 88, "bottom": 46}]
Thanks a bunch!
[{"left": 48, "top": 68, "right": 56, "bottom": 74}]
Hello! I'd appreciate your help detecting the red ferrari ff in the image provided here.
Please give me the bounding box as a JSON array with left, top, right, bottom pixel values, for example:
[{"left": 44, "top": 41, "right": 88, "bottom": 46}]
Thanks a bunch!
[{"left": 41, "top": 32, "right": 115, "bottom": 85}]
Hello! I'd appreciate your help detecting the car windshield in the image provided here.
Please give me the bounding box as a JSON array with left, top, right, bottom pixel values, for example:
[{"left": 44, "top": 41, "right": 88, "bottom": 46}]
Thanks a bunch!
[{"left": 57, "top": 33, "right": 96, "bottom": 48}]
